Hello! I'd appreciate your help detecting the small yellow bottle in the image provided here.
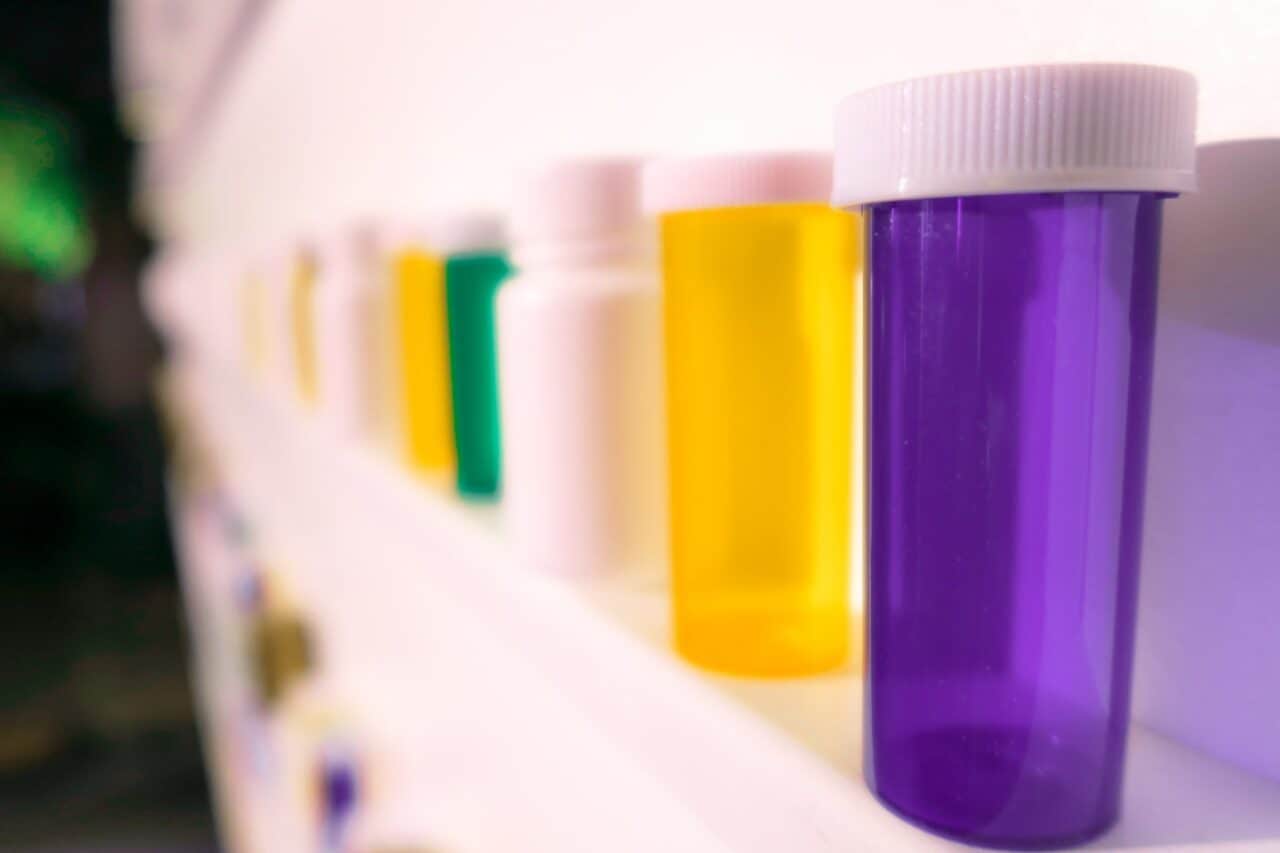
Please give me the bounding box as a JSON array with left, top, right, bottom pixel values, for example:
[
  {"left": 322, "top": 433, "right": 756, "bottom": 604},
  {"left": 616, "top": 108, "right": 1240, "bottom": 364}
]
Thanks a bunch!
[
  {"left": 365, "top": 230, "right": 404, "bottom": 458},
  {"left": 385, "top": 232, "right": 454, "bottom": 475},
  {"left": 290, "top": 248, "right": 320, "bottom": 407},
  {"left": 263, "top": 250, "right": 300, "bottom": 401},
  {"left": 643, "top": 152, "right": 861, "bottom": 676},
  {"left": 242, "top": 269, "right": 268, "bottom": 379}
]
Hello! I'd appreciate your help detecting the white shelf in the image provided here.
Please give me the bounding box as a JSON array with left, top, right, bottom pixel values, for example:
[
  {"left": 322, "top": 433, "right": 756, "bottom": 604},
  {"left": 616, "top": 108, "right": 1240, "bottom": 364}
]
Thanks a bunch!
[{"left": 173, "top": 353, "right": 1280, "bottom": 853}]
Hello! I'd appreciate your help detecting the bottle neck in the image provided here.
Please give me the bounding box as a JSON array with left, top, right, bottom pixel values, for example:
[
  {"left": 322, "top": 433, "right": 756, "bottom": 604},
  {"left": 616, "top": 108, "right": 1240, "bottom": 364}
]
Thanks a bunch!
[{"left": 511, "top": 224, "right": 656, "bottom": 274}]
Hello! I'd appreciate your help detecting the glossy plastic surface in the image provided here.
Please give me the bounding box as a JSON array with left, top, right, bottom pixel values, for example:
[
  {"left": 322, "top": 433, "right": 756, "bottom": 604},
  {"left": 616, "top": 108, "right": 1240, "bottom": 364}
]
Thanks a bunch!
[
  {"left": 242, "top": 272, "right": 268, "bottom": 377},
  {"left": 312, "top": 241, "right": 374, "bottom": 439},
  {"left": 291, "top": 252, "right": 319, "bottom": 406},
  {"left": 392, "top": 248, "right": 454, "bottom": 474},
  {"left": 445, "top": 251, "right": 511, "bottom": 498},
  {"left": 497, "top": 271, "right": 664, "bottom": 577},
  {"left": 662, "top": 203, "right": 859, "bottom": 676},
  {"left": 368, "top": 253, "right": 405, "bottom": 457},
  {"left": 865, "top": 192, "right": 1165, "bottom": 848}
]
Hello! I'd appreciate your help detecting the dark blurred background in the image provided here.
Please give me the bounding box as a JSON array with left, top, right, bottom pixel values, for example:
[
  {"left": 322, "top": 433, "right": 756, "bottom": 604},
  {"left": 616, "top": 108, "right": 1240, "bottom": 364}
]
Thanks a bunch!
[{"left": 0, "top": 1, "right": 217, "bottom": 849}]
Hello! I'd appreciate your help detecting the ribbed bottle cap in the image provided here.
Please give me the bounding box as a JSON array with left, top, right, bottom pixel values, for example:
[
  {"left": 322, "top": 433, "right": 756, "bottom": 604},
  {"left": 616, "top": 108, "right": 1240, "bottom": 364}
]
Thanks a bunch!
[
  {"left": 833, "top": 63, "right": 1198, "bottom": 208},
  {"left": 513, "top": 157, "right": 646, "bottom": 241},
  {"left": 511, "top": 157, "right": 651, "bottom": 267},
  {"left": 642, "top": 151, "right": 832, "bottom": 214}
]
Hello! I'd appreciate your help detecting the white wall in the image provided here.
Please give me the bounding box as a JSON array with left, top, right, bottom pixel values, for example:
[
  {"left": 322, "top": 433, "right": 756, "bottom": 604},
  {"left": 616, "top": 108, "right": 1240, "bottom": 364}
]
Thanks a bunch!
[
  {"left": 1136, "top": 139, "right": 1280, "bottom": 784},
  {"left": 113, "top": 0, "right": 260, "bottom": 140},
  {"left": 133, "top": 0, "right": 1280, "bottom": 782},
  {"left": 144, "top": 0, "right": 1280, "bottom": 248}
]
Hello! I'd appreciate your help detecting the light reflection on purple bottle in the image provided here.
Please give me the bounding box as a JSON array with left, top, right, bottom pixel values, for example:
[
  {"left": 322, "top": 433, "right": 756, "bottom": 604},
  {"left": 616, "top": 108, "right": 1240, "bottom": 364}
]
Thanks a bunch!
[{"left": 834, "top": 64, "right": 1198, "bottom": 848}]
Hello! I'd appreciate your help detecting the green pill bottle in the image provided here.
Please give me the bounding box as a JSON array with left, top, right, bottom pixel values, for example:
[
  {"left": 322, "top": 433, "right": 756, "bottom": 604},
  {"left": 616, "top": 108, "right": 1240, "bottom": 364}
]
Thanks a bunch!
[{"left": 430, "top": 214, "right": 511, "bottom": 499}]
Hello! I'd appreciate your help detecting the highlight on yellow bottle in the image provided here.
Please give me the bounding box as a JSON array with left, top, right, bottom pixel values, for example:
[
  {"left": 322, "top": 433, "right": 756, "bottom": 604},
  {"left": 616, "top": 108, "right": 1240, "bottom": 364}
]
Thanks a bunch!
[
  {"left": 644, "top": 152, "right": 861, "bottom": 677},
  {"left": 290, "top": 250, "right": 320, "bottom": 407},
  {"left": 389, "top": 243, "right": 454, "bottom": 475}
]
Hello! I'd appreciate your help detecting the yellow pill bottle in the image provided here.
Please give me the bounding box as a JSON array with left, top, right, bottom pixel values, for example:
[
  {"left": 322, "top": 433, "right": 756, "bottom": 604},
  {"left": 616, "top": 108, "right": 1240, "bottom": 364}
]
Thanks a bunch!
[
  {"left": 643, "top": 152, "right": 861, "bottom": 676},
  {"left": 242, "top": 269, "right": 269, "bottom": 379},
  {"left": 386, "top": 234, "right": 454, "bottom": 475},
  {"left": 290, "top": 248, "right": 320, "bottom": 407},
  {"left": 364, "top": 231, "right": 405, "bottom": 458}
]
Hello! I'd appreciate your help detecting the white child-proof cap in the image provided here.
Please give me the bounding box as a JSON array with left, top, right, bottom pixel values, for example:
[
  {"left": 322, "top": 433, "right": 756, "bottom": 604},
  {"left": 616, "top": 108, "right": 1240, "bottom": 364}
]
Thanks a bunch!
[
  {"left": 511, "top": 156, "right": 651, "bottom": 267},
  {"left": 423, "top": 211, "right": 506, "bottom": 256},
  {"left": 642, "top": 151, "right": 833, "bottom": 214},
  {"left": 832, "top": 63, "right": 1198, "bottom": 208}
]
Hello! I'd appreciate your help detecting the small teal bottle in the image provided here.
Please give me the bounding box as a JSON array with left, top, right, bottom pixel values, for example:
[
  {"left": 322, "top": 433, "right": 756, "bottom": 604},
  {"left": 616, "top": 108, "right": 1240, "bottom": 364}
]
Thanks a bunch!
[{"left": 430, "top": 215, "right": 510, "bottom": 498}]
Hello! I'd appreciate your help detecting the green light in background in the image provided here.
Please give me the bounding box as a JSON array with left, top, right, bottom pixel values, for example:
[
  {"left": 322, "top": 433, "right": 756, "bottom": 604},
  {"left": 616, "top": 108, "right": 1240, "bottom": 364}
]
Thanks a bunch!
[{"left": 0, "top": 100, "right": 92, "bottom": 281}]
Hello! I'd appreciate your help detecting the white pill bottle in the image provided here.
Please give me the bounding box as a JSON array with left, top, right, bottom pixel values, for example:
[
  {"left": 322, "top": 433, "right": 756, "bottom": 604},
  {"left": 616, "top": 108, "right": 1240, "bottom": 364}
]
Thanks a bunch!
[{"left": 497, "top": 157, "right": 665, "bottom": 579}]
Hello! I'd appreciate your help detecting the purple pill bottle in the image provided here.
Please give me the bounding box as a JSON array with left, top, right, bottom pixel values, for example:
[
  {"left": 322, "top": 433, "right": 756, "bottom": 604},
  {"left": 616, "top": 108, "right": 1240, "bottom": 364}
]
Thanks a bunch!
[{"left": 833, "top": 64, "right": 1198, "bottom": 849}]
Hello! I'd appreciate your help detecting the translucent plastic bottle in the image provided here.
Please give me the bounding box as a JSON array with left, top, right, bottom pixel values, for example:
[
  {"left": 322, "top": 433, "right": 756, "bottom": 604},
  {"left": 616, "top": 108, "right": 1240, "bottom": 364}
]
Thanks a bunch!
[
  {"left": 308, "top": 228, "right": 377, "bottom": 439},
  {"left": 497, "top": 158, "right": 664, "bottom": 577},
  {"left": 429, "top": 214, "right": 511, "bottom": 499},
  {"left": 366, "top": 229, "right": 407, "bottom": 459},
  {"left": 263, "top": 249, "right": 299, "bottom": 403},
  {"left": 834, "top": 64, "right": 1198, "bottom": 847},
  {"left": 643, "top": 152, "right": 861, "bottom": 676},
  {"left": 383, "top": 230, "right": 454, "bottom": 476},
  {"left": 290, "top": 247, "right": 320, "bottom": 407},
  {"left": 241, "top": 266, "right": 268, "bottom": 380}
]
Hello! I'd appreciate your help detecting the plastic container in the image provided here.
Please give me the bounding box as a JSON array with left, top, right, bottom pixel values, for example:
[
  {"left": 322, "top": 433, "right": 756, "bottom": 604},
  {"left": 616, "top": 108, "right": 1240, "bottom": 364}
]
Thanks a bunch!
[
  {"left": 308, "top": 228, "right": 377, "bottom": 439},
  {"left": 241, "top": 264, "right": 269, "bottom": 379},
  {"left": 262, "top": 249, "right": 299, "bottom": 402},
  {"left": 497, "top": 157, "right": 665, "bottom": 577},
  {"left": 430, "top": 214, "right": 511, "bottom": 498},
  {"left": 366, "top": 230, "right": 406, "bottom": 459},
  {"left": 834, "top": 63, "right": 1198, "bottom": 848},
  {"left": 382, "top": 229, "right": 454, "bottom": 476},
  {"left": 317, "top": 738, "right": 360, "bottom": 853},
  {"left": 644, "top": 152, "right": 860, "bottom": 676},
  {"left": 290, "top": 248, "right": 320, "bottom": 407}
]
